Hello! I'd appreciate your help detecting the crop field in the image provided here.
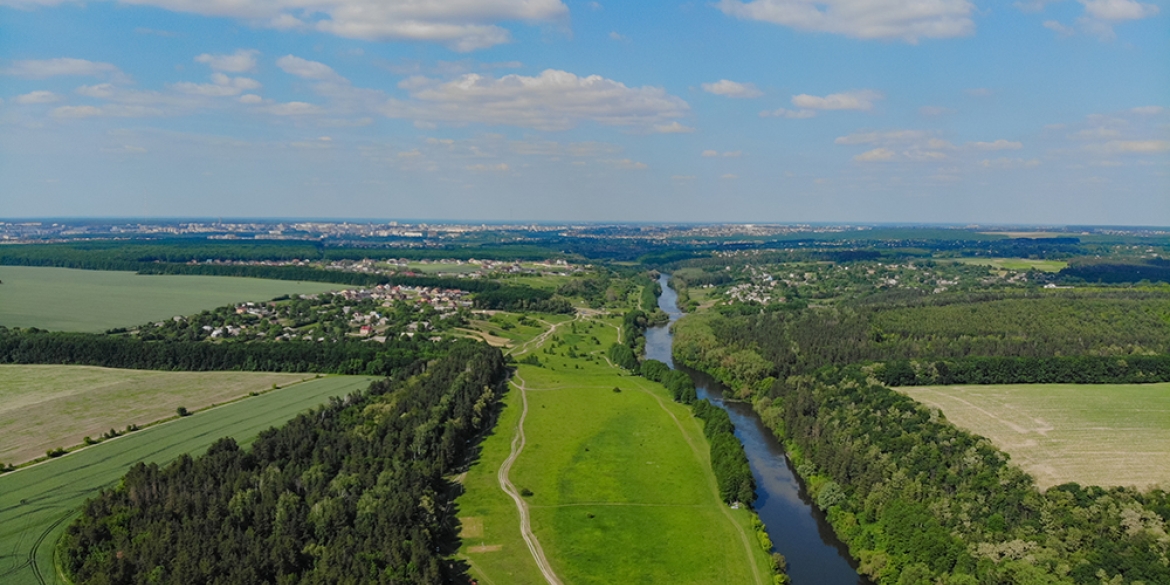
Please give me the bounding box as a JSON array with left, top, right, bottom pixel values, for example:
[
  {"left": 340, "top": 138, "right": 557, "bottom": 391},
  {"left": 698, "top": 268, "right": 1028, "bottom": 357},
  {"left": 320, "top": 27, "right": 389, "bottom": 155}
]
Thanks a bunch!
[
  {"left": 900, "top": 383, "right": 1170, "bottom": 489},
  {"left": 0, "top": 266, "right": 340, "bottom": 332},
  {"left": 0, "top": 365, "right": 315, "bottom": 466},
  {"left": 0, "top": 375, "right": 372, "bottom": 585},
  {"left": 456, "top": 314, "right": 772, "bottom": 584},
  {"left": 951, "top": 257, "right": 1068, "bottom": 272}
]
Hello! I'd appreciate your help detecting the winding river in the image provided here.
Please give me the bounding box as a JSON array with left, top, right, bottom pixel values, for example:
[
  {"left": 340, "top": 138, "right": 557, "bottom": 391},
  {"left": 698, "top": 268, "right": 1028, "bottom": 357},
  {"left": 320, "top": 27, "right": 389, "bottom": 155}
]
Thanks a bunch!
[{"left": 644, "top": 274, "right": 871, "bottom": 585}]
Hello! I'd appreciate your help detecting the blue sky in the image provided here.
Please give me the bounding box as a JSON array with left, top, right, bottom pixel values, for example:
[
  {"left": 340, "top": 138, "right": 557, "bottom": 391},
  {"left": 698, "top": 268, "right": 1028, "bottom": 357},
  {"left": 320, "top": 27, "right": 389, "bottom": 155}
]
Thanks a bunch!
[{"left": 1, "top": 0, "right": 1166, "bottom": 224}]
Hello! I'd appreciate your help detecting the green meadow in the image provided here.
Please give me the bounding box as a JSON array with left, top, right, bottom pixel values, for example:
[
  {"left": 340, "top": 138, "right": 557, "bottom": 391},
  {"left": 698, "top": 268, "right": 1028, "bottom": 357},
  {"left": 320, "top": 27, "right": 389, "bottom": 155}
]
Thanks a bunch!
[
  {"left": 0, "top": 365, "right": 315, "bottom": 466},
  {"left": 456, "top": 314, "right": 772, "bottom": 584},
  {"left": 0, "top": 375, "right": 372, "bottom": 585},
  {"left": 0, "top": 265, "right": 340, "bottom": 332},
  {"left": 951, "top": 257, "right": 1068, "bottom": 272}
]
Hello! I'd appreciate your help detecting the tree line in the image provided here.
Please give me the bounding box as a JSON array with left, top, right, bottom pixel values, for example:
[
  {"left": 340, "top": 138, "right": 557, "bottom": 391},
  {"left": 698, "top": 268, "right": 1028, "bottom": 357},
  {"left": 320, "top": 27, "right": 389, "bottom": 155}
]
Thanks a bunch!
[{"left": 61, "top": 341, "right": 509, "bottom": 585}]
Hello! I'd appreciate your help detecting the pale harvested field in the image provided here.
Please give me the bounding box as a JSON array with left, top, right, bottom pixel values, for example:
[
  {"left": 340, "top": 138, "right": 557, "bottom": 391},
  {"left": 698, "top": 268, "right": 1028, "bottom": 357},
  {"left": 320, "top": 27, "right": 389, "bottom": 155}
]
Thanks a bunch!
[
  {"left": 0, "top": 365, "right": 312, "bottom": 465},
  {"left": 901, "top": 383, "right": 1170, "bottom": 489}
]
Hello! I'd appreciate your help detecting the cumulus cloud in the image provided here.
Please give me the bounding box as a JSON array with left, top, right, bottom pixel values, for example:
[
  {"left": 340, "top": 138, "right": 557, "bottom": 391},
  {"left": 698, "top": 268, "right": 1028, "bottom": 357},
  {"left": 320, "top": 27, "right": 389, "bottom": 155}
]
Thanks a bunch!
[
  {"left": 51, "top": 105, "right": 103, "bottom": 118},
  {"left": 970, "top": 139, "right": 1023, "bottom": 150},
  {"left": 382, "top": 69, "right": 690, "bottom": 131},
  {"left": 1096, "top": 140, "right": 1170, "bottom": 153},
  {"left": 701, "top": 149, "right": 720, "bottom": 157},
  {"left": 277, "top": 55, "right": 346, "bottom": 81},
  {"left": 609, "top": 158, "right": 649, "bottom": 170},
  {"left": 10, "top": 0, "right": 568, "bottom": 52},
  {"left": 1081, "top": 0, "right": 1159, "bottom": 20},
  {"left": 716, "top": 0, "right": 975, "bottom": 42},
  {"left": 266, "top": 101, "right": 324, "bottom": 115},
  {"left": 171, "top": 72, "right": 262, "bottom": 96},
  {"left": 854, "top": 147, "right": 896, "bottom": 162},
  {"left": 195, "top": 50, "right": 258, "bottom": 73},
  {"left": 654, "top": 121, "right": 695, "bottom": 133},
  {"left": 14, "top": 90, "right": 61, "bottom": 104},
  {"left": 3, "top": 58, "right": 126, "bottom": 81},
  {"left": 980, "top": 157, "right": 1041, "bottom": 168},
  {"left": 701, "top": 79, "right": 763, "bottom": 98},
  {"left": 239, "top": 94, "right": 264, "bottom": 104},
  {"left": 792, "top": 89, "right": 882, "bottom": 111},
  {"left": 466, "top": 163, "right": 510, "bottom": 171},
  {"left": 759, "top": 107, "right": 816, "bottom": 119},
  {"left": 1131, "top": 106, "right": 1163, "bottom": 115}
]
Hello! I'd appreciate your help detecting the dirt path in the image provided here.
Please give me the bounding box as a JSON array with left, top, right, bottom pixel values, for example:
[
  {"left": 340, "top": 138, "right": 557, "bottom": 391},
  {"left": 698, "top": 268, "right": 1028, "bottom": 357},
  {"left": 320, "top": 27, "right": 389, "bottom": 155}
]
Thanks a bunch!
[
  {"left": 631, "top": 379, "right": 767, "bottom": 585},
  {"left": 498, "top": 373, "right": 564, "bottom": 585}
]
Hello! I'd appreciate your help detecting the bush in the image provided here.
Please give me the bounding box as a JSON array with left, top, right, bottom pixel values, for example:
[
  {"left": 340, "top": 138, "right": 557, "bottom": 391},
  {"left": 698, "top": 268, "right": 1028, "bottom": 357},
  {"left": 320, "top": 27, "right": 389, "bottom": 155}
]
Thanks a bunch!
[{"left": 176, "top": 406, "right": 190, "bottom": 417}]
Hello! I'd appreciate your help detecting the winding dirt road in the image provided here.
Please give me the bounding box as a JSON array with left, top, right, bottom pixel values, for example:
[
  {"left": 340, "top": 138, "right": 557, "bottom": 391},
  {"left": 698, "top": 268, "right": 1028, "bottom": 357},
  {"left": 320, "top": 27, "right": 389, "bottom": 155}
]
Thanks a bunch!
[{"left": 498, "top": 372, "right": 564, "bottom": 585}]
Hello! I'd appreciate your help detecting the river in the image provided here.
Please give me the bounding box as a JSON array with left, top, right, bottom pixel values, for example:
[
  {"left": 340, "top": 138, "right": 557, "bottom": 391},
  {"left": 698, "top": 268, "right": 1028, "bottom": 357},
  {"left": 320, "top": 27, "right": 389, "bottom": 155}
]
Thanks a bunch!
[{"left": 644, "top": 274, "right": 871, "bottom": 585}]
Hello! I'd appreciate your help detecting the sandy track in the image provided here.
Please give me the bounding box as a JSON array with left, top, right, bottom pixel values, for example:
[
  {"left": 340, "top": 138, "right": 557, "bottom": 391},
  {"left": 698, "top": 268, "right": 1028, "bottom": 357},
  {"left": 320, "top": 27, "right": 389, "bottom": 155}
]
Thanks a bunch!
[{"left": 498, "top": 373, "right": 564, "bottom": 585}]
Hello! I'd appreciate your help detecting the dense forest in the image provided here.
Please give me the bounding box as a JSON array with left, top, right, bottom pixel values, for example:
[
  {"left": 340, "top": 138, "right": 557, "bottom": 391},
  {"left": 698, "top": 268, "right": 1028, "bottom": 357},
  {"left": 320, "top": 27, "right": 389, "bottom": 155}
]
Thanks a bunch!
[
  {"left": 672, "top": 285, "right": 1170, "bottom": 584},
  {"left": 673, "top": 290, "right": 1170, "bottom": 394},
  {"left": 0, "top": 326, "right": 443, "bottom": 375},
  {"left": 61, "top": 341, "right": 508, "bottom": 585}
]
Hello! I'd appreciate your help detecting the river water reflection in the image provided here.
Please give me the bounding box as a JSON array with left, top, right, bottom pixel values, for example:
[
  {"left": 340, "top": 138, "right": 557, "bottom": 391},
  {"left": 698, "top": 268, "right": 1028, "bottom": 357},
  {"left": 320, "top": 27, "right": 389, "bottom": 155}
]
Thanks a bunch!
[{"left": 644, "top": 274, "right": 871, "bottom": 585}]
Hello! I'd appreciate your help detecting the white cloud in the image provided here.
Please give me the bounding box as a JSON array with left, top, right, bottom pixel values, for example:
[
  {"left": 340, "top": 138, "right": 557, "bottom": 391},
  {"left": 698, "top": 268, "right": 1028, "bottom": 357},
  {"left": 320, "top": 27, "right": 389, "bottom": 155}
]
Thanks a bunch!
[
  {"left": 1131, "top": 106, "right": 1163, "bottom": 115},
  {"left": 466, "top": 163, "right": 510, "bottom": 171},
  {"left": 1081, "top": 0, "right": 1159, "bottom": 20},
  {"left": 7, "top": 0, "right": 569, "bottom": 52},
  {"left": 267, "top": 101, "right": 324, "bottom": 115},
  {"left": 51, "top": 105, "right": 103, "bottom": 118},
  {"left": 721, "top": 173, "right": 738, "bottom": 179},
  {"left": 701, "top": 149, "right": 720, "bottom": 157},
  {"left": 970, "top": 139, "right": 1023, "bottom": 150},
  {"left": 835, "top": 130, "right": 928, "bottom": 144},
  {"left": 760, "top": 107, "right": 816, "bottom": 119},
  {"left": 965, "top": 87, "right": 993, "bottom": 97},
  {"left": 609, "top": 158, "right": 648, "bottom": 170},
  {"left": 980, "top": 157, "right": 1041, "bottom": 168},
  {"left": 716, "top": 0, "right": 975, "bottom": 42},
  {"left": 1097, "top": 140, "right": 1170, "bottom": 153},
  {"left": 702, "top": 149, "right": 742, "bottom": 157},
  {"left": 672, "top": 175, "right": 696, "bottom": 181},
  {"left": 792, "top": 89, "right": 882, "bottom": 111},
  {"left": 277, "top": 55, "right": 344, "bottom": 81},
  {"left": 382, "top": 69, "right": 689, "bottom": 131},
  {"left": 701, "top": 79, "right": 763, "bottom": 98},
  {"left": 171, "top": 73, "right": 262, "bottom": 96},
  {"left": 3, "top": 58, "right": 126, "bottom": 81},
  {"left": 854, "top": 147, "right": 896, "bottom": 162},
  {"left": 653, "top": 121, "right": 695, "bottom": 133},
  {"left": 722, "top": 150, "right": 743, "bottom": 157},
  {"left": 1043, "top": 20, "right": 1076, "bottom": 36},
  {"left": 239, "top": 94, "right": 263, "bottom": 104},
  {"left": 14, "top": 90, "right": 61, "bottom": 104},
  {"left": 609, "top": 31, "right": 628, "bottom": 41},
  {"left": 194, "top": 50, "right": 258, "bottom": 73}
]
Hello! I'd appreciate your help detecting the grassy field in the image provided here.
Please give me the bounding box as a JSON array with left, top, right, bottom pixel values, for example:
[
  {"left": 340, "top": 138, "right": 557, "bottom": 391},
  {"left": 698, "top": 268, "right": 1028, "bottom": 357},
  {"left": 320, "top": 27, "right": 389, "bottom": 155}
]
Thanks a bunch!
[
  {"left": 951, "top": 257, "right": 1068, "bottom": 272},
  {"left": 0, "top": 375, "right": 372, "bottom": 585},
  {"left": 0, "top": 266, "right": 340, "bottom": 332},
  {"left": 456, "top": 314, "right": 773, "bottom": 584},
  {"left": 0, "top": 365, "right": 317, "bottom": 466},
  {"left": 900, "top": 383, "right": 1170, "bottom": 489}
]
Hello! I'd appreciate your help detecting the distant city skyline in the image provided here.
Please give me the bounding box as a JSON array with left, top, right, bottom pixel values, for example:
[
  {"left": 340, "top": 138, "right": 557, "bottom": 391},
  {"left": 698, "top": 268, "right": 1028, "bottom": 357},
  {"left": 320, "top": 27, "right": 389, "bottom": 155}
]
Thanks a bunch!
[{"left": 1, "top": 0, "right": 1167, "bottom": 224}]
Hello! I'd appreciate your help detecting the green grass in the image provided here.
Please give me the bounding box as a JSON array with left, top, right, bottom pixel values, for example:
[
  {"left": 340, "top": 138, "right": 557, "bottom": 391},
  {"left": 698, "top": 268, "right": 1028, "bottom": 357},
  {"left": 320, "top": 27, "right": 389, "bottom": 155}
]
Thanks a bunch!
[
  {"left": 0, "top": 266, "right": 341, "bottom": 332},
  {"left": 0, "top": 375, "right": 372, "bottom": 585},
  {"left": 456, "top": 315, "right": 773, "bottom": 584},
  {"left": 950, "top": 257, "right": 1069, "bottom": 272},
  {"left": 900, "top": 383, "right": 1170, "bottom": 489},
  {"left": 0, "top": 365, "right": 317, "bottom": 466}
]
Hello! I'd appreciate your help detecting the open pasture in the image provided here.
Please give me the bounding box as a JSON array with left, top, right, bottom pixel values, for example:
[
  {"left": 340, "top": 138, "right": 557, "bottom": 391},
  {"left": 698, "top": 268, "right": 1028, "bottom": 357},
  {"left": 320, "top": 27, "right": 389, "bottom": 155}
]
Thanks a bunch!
[
  {"left": 0, "top": 375, "right": 371, "bottom": 585},
  {"left": 951, "top": 257, "right": 1068, "bottom": 272},
  {"left": 456, "top": 314, "right": 772, "bottom": 584},
  {"left": 0, "top": 365, "right": 313, "bottom": 466},
  {"left": 0, "top": 265, "right": 340, "bottom": 332},
  {"left": 900, "top": 383, "right": 1170, "bottom": 489}
]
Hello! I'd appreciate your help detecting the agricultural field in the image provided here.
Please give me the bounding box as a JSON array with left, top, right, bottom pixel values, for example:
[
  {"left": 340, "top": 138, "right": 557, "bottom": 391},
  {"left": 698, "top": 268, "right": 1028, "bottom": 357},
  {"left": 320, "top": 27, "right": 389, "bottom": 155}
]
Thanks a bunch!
[
  {"left": 0, "top": 266, "right": 340, "bottom": 332},
  {"left": 456, "top": 314, "right": 773, "bottom": 585},
  {"left": 900, "top": 383, "right": 1170, "bottom": 489},
  {"left": 0, "top": 375, "right": 371, "bottom": 585},
  {"left": 951, "top": 257, "right": 1068, "bottom": 272},
  {"left": 0, "top": 365, "right": 315, "bottom": 466}
]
